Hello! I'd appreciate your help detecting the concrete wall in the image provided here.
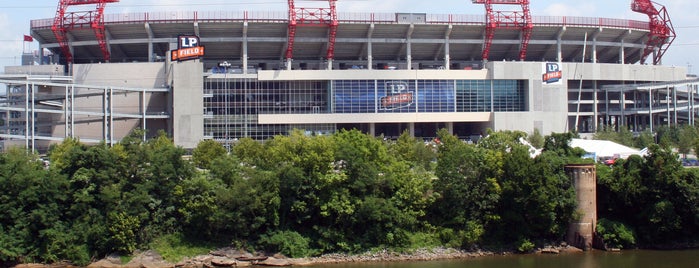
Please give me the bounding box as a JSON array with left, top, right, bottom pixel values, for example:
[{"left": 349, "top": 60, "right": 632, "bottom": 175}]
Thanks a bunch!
[
  {"left": 4, "top": 65, "right": 64, "bottom": 75},
  {"left": 73, "top": 62, "right": 168, "bottom": 88},
  {"left": 50, "top": 63, "right": 170, "bottom": 143},
  {"left": 562, "top": 63, "right": 686, "bottom": 82},
  {"left": 488, "top": 62, "right": 569, "bottom": 134},
  {"left": 170, "top": 60, "right": 204, "bottom": 149}
]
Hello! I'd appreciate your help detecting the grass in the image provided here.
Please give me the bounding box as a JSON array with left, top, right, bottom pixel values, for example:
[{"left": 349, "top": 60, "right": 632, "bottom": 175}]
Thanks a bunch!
[{"left": 148, "top": 233, "right": 221, "bottom": 263}]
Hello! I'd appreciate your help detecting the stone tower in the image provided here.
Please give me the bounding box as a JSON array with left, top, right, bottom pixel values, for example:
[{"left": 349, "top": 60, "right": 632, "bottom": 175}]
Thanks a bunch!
[{"left": 565, "top": 164, "right": 597, "bottom": 250}]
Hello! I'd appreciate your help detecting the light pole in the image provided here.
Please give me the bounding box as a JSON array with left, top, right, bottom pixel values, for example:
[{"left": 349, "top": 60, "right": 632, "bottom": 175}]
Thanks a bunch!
[{"left": 219, "top": 61, "right": 232, "bottom": 152}]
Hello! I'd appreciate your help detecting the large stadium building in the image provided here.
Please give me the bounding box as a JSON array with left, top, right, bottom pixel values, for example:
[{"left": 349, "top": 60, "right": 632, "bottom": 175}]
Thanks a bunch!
[{"left": 1, "top": 1, "right": 698, "bottom": 151}]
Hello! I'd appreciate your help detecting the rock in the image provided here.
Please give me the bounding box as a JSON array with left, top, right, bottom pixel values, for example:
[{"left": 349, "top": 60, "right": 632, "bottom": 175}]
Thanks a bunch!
[
  {"left": 210, "top": 257, "right": 236, "bottom": 267},
  {"left": 124, "top": 250, "right": 173, "bottom": 268},
  {"left": 236, "top": 261, "right": 252, "bottom": 267},
  {"left": 287, "top": 258, "right": 314, "bottom": 266},
  {"left": 87, "top": 260, "right": 123, "bottom": 268},
  {"left": 540, "top": 248, "right": 560, "bottom": 254},
  {"left": 272, "top": 253, "right": 287, "bottom": 259},
  {"left": 209, "top": 248, "right": 247, "bottom": 259},
  {"left": 560, "top": 246, "right": 583, "bottom": 253},
  {"left": 258, "top": 257, "right": 292, "bottom": 267},
  {"left": 14, "top": 265, "right": 51, "bottom": 268}
]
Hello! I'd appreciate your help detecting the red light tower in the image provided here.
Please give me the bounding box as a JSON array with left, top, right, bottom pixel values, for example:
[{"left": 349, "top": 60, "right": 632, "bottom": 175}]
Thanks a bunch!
[
  {"left": 631, "top": 0, "right": 675, "bottom": 65},
  {"left": 471, "top": 0, "right": 533, "bottom": 61},
  {"left": 52, "top": 0, "right": 119, "bottom": 64},
  {"left": 286, "top": 0, "right": 339, "bottom": 69}
]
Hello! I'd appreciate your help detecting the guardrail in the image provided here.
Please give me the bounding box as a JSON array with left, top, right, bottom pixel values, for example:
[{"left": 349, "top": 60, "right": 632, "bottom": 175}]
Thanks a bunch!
[{"left": 30, "top": 11, "right": 649, "bottom": 31}]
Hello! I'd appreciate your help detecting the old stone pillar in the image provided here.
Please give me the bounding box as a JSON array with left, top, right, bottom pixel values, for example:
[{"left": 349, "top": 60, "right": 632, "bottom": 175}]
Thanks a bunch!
[{"left": 565, "top": 164, "right": 597, "bottom": 251}]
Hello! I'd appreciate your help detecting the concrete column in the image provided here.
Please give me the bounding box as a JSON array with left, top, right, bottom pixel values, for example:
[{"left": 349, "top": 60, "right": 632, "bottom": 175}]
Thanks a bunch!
[
  {"left": 145, "top": 23, "right": 154, "bottom": 62},
  {"left": 593, "top": 80, "right": 598, "bottom": 131},
  {"left": 447, "top": 122, "right": 454, "bottom": 135},
  {"left": 556, "top": 27, "right": 566, "bottom": 62},
  {"left": 619, "top": 39, "right": 625, "bottom": 64},
  {"left": 649, "top": 89, "right": 653, "bottom": 132},
  {"left": 444, "top": 24, "right": 452, "bottom": 70},
  {"left": 242, "top": 22, "right": 249, "bottom": 74},
  {"left": 565, "top": 164, "right": 597, "bottom": 251},
  {"left": 406, "top": 24, "right": 414, "bottom": 70},
  {"left": 367, "top": 23, "right": 374, "bottom": 70},
  {"left": 369, "top": 123, "right": 376, "bottom": 136},
  {"left": 409, "top": 122, "right": 415, "bottom": 137}
]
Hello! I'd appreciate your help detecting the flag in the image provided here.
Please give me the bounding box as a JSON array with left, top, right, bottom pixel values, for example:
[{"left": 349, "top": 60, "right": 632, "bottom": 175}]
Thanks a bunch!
[{"left": 23, "top": 35, "right": 33, "bottom": 42}]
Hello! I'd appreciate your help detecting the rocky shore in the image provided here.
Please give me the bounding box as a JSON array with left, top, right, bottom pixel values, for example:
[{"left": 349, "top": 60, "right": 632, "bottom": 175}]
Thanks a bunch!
[{"left": 13, "top": 245, "right": 583, "bottom": 268}]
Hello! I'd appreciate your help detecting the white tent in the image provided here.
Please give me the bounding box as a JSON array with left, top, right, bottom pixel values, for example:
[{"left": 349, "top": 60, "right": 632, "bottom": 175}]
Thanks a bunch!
[{"left": 570, "top": 139, "right": 643, "bottom": 159}]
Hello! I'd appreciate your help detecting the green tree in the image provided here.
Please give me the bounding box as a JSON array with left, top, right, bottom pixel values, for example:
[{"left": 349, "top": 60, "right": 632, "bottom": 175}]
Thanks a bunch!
[
  {"left": 431, "top": 129, "right": 502, "bottom": 247},
  {"left": 598, "top": 144, "right": 699, "bottom": 245},
  {"left": 634, "top": 130, "right": 655, "bottom": 149},
  {"left": 0, "top": 147, "right": 81, "bottom": 265},
  {"left": 192, "top": 139, "right": 227, "bottom": 169},
  {"left": 677, "top": 125, "right": 697, "bottom": 158},
  {"left": 388, "top": 130, "right": 436, "bottom": 171},
  {"left": 528, "top": 128, "right": 545, "bottom": 149},
  {"left": 492, "top": 132, "right": 578, "bottom": 242}
]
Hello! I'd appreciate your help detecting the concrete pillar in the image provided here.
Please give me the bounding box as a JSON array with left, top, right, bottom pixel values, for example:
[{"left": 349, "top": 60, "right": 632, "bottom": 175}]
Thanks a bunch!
[
  {"left": 242, "top": 22, "right": 249, "bottom": 74},
  {"left": 619, "top": 39, "right": 625, "bottom": 64},
  {"left": 565, "top": 164, "right": 597, "bottom": 251}
]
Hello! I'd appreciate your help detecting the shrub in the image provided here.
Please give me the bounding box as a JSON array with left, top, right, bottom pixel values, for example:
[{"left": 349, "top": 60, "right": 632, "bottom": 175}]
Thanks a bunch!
[
  {"left": 257, "top": 230, "right": 313, "bottom": 258},
  {"left": 596, "top": 218, "right": 636, "bottom": 249},
  {"left": 516, "top": 238, "right": 535, "bottom": 253}
]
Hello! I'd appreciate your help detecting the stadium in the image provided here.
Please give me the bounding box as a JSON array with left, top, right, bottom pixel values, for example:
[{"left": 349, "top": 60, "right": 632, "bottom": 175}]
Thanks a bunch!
[{"left": 1, "top": 0, "right": 698, "bottom": 152}]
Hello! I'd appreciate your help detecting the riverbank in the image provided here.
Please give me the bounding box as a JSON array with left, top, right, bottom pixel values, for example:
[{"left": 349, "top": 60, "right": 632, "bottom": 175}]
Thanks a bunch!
[{"left": 13, "top": 245, "right": 583, "bottom": 268}]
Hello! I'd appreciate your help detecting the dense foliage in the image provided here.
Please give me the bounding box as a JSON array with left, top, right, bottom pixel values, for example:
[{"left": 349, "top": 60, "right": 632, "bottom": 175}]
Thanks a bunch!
[
  {"left": 1, "top": 129, "right": 697, "bottom": 266},
  {"left": 597, "top": 144, "right": 699, "bottom": 247}
]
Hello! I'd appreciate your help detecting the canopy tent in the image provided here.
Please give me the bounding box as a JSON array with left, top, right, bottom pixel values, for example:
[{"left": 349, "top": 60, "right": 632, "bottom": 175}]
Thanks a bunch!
[{"left": 570, "top": 139, "right": 644, "bottom": 159}]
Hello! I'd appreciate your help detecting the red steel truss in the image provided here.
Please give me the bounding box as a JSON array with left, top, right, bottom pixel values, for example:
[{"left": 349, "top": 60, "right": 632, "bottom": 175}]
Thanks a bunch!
[
  {"left": 286, "top": 0, "right": 339, "bottom": 62},
  {"left": 471, "top": 0, "right": 533, "bottom": 61},
  {"left": 52, "top": 0, "right": 119, "bottom": 63},
  {"left": 631, "top": 0, "right": 675, "bottom": 65}
]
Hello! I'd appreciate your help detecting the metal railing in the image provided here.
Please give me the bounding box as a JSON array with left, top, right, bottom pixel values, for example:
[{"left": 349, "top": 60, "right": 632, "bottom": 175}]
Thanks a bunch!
[{"left": 31, "top": 11, "right": 649, "bottom": 31}]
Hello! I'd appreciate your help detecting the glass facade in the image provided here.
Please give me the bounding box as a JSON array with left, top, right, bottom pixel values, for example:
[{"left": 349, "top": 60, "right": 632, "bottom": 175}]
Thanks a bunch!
[
  {"left": 204, "top": 78, "right": 525, "bottom": 140},
  {"left": 456, "top": 80, "right": 526, "bottom": 112}
]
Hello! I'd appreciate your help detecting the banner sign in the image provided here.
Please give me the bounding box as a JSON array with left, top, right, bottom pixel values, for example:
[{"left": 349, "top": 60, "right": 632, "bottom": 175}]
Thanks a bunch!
[
  {"left": 380, "top": 81, "right": 414, "bottom": 111},
  {"left": 542, "top": 62, "right": 563, "bottom": 85},
  {"left": 171, "top": 35, "right": 205, "bottom": 61}
]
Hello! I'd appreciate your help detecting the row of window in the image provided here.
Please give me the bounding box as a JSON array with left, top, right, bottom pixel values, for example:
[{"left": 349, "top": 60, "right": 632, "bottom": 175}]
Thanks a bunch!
[{"left": 202, "top": 79, "right": 525, "bottom": 140}]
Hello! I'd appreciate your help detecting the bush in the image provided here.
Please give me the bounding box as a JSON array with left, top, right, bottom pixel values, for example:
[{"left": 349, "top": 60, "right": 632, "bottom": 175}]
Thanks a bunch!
[
  {"left": 596, "top": 218, "right": 636, "bottom": 249},
  {"left": 257, "top": 231, "right": 313, "bottom": 258},
  {"left": 516, "top": 238, "right": 535, "bottom": 253}
]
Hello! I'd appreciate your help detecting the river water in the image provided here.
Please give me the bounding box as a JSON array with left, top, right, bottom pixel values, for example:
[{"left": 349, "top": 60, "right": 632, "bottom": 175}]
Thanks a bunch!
[{"left": 310, "top": 250, "right": 699, "bottom": 268}]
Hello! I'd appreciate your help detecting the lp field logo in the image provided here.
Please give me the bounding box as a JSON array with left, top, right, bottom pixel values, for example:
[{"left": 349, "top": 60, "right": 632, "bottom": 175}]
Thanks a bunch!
[
  {"left": 380, "top": 81, "right": 414, "bottom": 110},
  {"left": 171, "top": 35, "right": 205, "bottom": 61},
  {"left": 542, "top": 63, "right": 563, "bottom": 84}
]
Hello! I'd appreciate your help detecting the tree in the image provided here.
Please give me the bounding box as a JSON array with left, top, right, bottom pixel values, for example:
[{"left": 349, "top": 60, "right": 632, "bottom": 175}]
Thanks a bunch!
[
  {"left": 388, "top": 130, "right": 436, "bottom": 171},
  {"left": 0, "top": 147, "right": 82, "bottom": 265},
  {"left": 677, "top": 125, "right": 697, "bottom": 158},
  {"left": 192, "top": 139, "right": 227, "bottom": 169},
  {"left": 598, "top": 144, "right": 699, "bottom": 245},
  {"left": 431, "top": 131, "right": 502, "bottom": 247},
  {"left": 528, "top": 128, "right": 545, "bottom": 149}
]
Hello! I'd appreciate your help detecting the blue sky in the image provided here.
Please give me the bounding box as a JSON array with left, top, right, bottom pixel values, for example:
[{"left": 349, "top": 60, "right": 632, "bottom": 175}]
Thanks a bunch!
[{"left": 1, "top": 0, "right": 697, "bottom": 73}]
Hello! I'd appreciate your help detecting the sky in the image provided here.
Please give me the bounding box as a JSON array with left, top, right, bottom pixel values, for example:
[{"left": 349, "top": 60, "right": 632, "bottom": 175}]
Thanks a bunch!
[{"left": 1, "top": 0, "right": 698, "bottom": 74}]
